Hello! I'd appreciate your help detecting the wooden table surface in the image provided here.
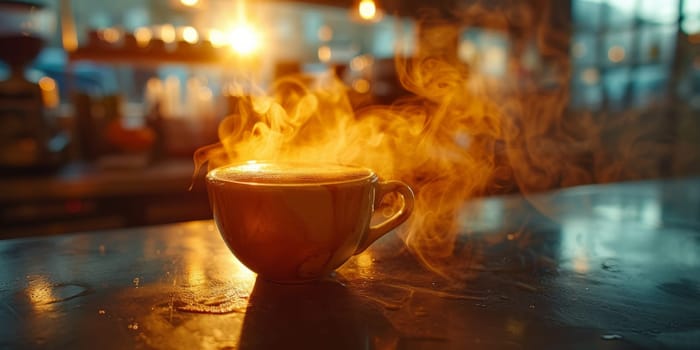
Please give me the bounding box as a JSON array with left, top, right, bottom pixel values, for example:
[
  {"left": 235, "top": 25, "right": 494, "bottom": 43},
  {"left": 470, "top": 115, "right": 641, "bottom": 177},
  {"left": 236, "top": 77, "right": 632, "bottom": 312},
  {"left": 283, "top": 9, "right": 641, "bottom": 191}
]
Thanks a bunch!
[{"left": 1, "top": 177, "right": 699, "bottom": 349}]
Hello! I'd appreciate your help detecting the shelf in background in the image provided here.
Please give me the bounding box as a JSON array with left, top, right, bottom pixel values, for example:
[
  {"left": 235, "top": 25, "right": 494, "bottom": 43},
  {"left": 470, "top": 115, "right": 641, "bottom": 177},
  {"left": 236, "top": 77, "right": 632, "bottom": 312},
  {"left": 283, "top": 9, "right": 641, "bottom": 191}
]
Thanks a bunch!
[
  {"left": 0, "top": 159, "right": 212, "bottom": 238},
  {"left": 67, "top": 47, "right": 248, "bottom": 67}
]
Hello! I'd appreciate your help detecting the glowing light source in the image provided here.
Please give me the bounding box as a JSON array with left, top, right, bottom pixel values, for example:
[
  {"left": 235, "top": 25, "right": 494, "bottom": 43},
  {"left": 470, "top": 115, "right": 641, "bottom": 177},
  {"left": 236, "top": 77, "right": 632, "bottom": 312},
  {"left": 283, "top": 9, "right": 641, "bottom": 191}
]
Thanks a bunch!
[
  {"left": 160, "top": 24, "right": 176, "bottom": 44},
  {"left": 227, "top": 23, "right": 261, "bottom": 56},
  {"left": 38, "top": 76, "right": 56, "bottom": 91},
  {"left": 100, "top": 28, "right": 121, "bottom": 44},
  {"left": 457, "top": 40, "right": 477, "bottom": 63},
  {"left": 182, "top": 26, "right": 199, "bottom": 44},
  {"left": 358, "top": 0, "right": 377, "bottom": 20},
  {"left": 180, "top": 0, "right": 199, "bottom": 6},
  {"left": 39, "top": 77, "right": 59, "bottom": 108},
  {"left": 134, "top": 27, "right": 152, "bottom": 47},
  {"left": 350, "top": 55, "right": 371, "bottom": 71},
  {"left": 318, "top": 45, "right": 332, "bottom": 62},
  {"left": 352, "top": 78, "right": 370, "bottom": 93},
  {"left": 483, "top": 46, "right": 507, "bottom": 76}
]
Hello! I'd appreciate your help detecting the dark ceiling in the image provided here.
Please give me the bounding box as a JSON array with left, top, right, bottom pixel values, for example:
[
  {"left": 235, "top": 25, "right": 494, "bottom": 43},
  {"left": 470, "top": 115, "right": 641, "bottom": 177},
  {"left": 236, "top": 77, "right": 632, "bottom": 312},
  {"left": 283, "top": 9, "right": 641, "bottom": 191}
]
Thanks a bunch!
[
  {"left": 270, "top": 0, "right": 461, "bottom": 19},
  {"left": 275, "top": 0, "right": 570, "bottom": 25}
]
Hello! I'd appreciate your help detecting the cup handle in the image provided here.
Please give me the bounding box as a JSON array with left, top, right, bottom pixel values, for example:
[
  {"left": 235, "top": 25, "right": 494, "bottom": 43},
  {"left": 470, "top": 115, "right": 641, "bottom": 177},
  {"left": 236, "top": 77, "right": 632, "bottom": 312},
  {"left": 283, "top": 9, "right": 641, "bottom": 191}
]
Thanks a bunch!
[{"left": 354, "top": 180, "right": 415, "bottom": 255}]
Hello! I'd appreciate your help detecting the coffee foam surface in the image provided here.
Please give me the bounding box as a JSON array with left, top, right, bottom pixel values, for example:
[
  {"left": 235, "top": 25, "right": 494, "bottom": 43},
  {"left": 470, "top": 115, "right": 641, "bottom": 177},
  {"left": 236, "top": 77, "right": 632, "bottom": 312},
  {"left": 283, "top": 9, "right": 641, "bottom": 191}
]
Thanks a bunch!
[{"left": 209, "top": 162, "right": 374, "bottom": 185}]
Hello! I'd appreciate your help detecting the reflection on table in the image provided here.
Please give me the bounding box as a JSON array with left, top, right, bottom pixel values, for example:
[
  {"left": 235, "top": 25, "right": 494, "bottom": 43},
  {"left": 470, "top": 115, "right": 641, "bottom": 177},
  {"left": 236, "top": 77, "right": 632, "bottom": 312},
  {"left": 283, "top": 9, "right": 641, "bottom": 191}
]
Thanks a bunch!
[{"left": 0, "top": 177, "right": 699, "bottom": 349}]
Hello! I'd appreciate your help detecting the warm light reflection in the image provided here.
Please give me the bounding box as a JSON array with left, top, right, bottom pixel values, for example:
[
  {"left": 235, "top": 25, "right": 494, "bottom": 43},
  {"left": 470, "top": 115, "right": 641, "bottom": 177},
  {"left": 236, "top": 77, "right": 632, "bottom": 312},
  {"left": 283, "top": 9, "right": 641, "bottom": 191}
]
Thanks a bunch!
[
  {"left": 39, "top": 76, "right": 59, "bottom": 108},
  {"left": 227, "top": 23, "right": 261, "bottom": 56},
  {"left": 27, "top": 276, "right": 56, "bottom": 310},
  {"left": 352, "top": 251, "right": 375, "bottom": 279},
  {"left": 134, "top": 27, "right": 152, "bottom": 47},
  {"left": 231, "top": 256, "right": 256, "bottom": 285},
  {"left": 184, "top": 235, "right": 207, "bottom": 286},
  {"left": 181, "top": 26, "right": 199, "bottom": 44},
  {"left": 237, "top": 160, "right": 264, "bottom": 173},
  {"left": 358, "top": 0, "right": 377, "bottom": 20},
  {"left": 505, "top": 317, "right": 525, "bottom": 337},
  {"left": 356, "top": 251, "right": 373, "bottom": 268},
  {"left": 178, "top": 221, "right": 257, "bottom": 289}
]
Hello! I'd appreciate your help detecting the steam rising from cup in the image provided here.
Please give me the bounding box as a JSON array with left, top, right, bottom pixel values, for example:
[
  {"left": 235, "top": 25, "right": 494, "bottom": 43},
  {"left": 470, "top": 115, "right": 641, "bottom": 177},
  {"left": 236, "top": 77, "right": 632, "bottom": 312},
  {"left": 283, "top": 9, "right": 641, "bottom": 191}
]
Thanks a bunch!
[{"left": 195, "top": 1, "right": 698, "bottom": 279}]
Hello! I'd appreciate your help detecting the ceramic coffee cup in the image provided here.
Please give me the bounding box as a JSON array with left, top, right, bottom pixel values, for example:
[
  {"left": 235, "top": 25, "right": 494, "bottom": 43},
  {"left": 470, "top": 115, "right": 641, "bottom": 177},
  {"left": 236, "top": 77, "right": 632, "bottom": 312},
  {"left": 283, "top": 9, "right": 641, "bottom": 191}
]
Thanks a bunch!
[{"left": 206, "top": 161, "right": 414, "bottom": 283}]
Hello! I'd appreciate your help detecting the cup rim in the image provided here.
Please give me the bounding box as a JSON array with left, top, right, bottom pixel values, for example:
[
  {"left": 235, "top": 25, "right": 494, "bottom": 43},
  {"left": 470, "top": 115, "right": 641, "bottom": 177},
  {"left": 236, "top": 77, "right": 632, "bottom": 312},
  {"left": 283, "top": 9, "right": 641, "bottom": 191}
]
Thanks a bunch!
[{"left": 206, "top": 161, "right": 378, "bottom": 187}]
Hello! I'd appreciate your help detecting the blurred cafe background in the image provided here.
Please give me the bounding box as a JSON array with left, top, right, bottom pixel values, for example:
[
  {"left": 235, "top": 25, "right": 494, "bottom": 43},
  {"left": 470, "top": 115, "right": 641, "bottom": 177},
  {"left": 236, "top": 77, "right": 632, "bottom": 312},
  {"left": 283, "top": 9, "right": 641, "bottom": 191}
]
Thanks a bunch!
[{"left": 1, "top": 0, "right": 699, "bottom": 238}]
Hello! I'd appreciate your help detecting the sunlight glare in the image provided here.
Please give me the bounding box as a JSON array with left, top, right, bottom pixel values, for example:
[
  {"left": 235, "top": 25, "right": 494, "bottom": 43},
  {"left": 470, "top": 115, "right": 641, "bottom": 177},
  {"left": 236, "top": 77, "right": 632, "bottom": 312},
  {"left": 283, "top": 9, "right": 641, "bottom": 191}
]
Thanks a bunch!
[
  {"left": 227, "top": 23, "right": 261, "bottom": 56},
  {"left": 359, "top": 0, "right": 377, "bottom": 20}
]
